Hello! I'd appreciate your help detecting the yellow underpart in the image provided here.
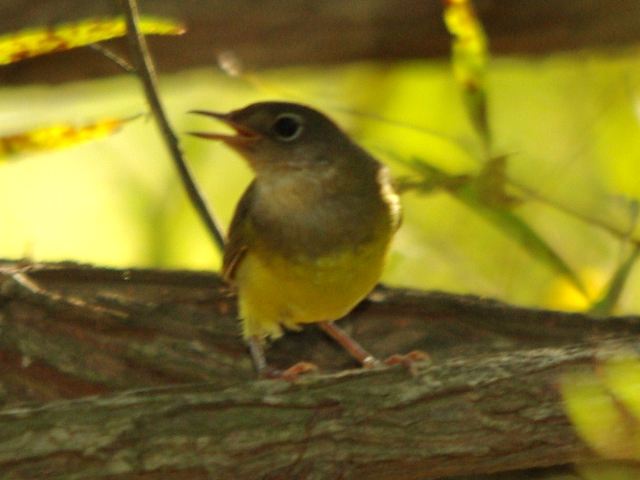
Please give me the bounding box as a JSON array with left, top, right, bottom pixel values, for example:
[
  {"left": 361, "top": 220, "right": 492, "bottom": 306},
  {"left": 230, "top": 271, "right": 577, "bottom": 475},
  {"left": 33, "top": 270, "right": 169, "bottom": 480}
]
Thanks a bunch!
[{"left": 235, "top": 236, "right": 391, "bottom": 340}]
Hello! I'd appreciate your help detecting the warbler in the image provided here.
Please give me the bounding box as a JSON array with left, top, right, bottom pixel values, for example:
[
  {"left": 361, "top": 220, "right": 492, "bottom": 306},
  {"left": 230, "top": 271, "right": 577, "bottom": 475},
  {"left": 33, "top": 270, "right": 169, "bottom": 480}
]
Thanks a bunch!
[{"left": 190, "top": 102, "right": 401, "bottom": 377}]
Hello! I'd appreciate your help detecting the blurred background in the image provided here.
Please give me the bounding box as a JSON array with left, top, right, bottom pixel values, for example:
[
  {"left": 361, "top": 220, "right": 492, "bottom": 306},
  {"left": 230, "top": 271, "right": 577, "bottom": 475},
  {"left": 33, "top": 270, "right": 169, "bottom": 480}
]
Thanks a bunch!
[{"left": 1, "top": 1, "right": 639, "bottom": 315}]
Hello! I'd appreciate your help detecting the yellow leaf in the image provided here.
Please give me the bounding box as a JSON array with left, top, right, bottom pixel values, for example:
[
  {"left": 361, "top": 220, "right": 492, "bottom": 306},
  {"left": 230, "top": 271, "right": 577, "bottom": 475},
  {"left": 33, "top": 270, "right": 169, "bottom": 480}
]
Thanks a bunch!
[
  {"left": 601, "top": 357, "right": 640, "bottom": 432},
  {"left": 443, "top": 0, "right": 488, "bottom": 86},
  {"left": 577, "top": 461, "right": 640, "bottom": 480},
  {"left": 0, "top": 16, "right": 184, "bottom": 65},
  {"left": 562, "top": 357, "right": 640, "bottom": 462},
  {"left": 442, "top": 0, "right": 490, "bottom": 145},
  {"left": 0, "top": 117, "right": 137, "bottom": 159},
  {"left": 546, "top": 268, "right": 606, "bottom": 311},
  {"left": 561, "top": 369, "right": 635, "bottom": 459}
]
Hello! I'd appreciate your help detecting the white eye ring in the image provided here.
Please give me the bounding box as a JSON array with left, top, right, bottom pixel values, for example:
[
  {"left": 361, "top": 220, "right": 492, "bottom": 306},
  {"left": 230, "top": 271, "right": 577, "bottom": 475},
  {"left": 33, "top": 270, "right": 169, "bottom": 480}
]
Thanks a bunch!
[{"left": 272, "top": 113, "right": 304, "bottom": 141}]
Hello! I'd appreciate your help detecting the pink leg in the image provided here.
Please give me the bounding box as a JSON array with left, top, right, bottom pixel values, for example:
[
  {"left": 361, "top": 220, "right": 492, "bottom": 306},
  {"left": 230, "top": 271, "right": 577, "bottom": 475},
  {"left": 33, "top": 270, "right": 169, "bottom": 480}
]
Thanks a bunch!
[{"left": 318, "top": 321, "right": 379, "bottom": 368}]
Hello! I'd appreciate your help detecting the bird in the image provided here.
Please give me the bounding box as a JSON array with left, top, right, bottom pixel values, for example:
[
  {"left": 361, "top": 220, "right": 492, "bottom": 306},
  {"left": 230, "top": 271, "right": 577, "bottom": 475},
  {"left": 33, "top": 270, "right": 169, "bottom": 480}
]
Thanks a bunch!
[{"left": 190, "top": 101, "right": 402, "bottom": 378}]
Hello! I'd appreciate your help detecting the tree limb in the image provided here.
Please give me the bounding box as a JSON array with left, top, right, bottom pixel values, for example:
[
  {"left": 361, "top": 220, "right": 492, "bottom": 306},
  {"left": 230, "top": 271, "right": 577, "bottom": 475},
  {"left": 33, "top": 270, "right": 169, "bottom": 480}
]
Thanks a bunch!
[
  {"left": 2, "top": 336, "right": 623, "bottom": 479},
  {"left": 2, "top": 260, "right": 640, "bottom": 405},
  {"left": 0, "top": 0, "right": 639, "bottom": 84},
  {"left": 1, "top": 260, "right": 638, "bottom": 478}
]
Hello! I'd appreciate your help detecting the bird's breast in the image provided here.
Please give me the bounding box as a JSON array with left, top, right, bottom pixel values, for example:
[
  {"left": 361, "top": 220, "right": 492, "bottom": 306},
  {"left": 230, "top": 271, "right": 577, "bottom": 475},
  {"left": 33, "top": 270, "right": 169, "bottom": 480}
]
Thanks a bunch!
[
  {"left": 235, "top": 228, "right": 392, "bottom": 337},
  {"left": 249, "top": 167, "right": 399, "bottom": 258}
]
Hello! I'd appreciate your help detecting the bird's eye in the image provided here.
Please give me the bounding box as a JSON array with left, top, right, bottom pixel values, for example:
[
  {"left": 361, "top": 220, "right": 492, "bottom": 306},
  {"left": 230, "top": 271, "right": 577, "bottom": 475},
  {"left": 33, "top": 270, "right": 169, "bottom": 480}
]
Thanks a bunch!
[{"left": 272, "top": 114, "right": 303, "bottom": 141}]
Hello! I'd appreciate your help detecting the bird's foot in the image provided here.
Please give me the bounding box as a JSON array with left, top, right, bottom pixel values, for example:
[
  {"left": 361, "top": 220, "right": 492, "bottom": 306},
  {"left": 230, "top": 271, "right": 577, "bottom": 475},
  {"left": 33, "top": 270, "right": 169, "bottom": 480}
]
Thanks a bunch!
[
  {"left": 384, "top": 350, "right": 430, "bottom": 375},
  {"left": 260, "top": 361, "right": 319, "bottom": 381},
  {"left": 361, "top": 355, "right": 381, "bottom": 369}
]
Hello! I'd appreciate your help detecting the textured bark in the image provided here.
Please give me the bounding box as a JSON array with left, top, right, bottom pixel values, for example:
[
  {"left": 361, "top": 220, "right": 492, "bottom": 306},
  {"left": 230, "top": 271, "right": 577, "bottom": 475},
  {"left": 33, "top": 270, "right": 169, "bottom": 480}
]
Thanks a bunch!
[
  {"left": 0, "top": 0, "right": 639, "bottom": 84},
  {"left": 0, "top": 342, "right": 610, "bottom": 480},
  {"left": 2, "top": 260, "right": 640, "bottom": 406},
  {"left": 1, "top": 260, "right": 639, "bottom": 478}
]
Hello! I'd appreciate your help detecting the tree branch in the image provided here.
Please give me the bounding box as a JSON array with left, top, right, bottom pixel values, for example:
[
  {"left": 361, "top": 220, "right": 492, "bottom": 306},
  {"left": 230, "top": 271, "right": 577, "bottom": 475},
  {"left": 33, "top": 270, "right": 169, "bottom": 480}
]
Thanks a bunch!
[
  {"left": 120, "top": 0, "right": 225, "bottom": 253},
  {"left": 0, "top": 0, "right": 639, "bottom": 84},
  {"left": 1, "top": 260, "right": 639, "bottom": 477},
  {"left": 2, "top": 260, "right": 640, "bottom": 404},
  {"left": 1, "top": 337, "right": 630, "bottom": 479}
]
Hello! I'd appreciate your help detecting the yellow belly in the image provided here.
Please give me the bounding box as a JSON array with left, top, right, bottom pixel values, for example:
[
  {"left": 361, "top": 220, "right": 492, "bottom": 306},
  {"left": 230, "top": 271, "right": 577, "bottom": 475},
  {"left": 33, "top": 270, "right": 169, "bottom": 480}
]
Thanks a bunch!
[{"left": 235, "top": 238, "right": 390, "bottom": 340}]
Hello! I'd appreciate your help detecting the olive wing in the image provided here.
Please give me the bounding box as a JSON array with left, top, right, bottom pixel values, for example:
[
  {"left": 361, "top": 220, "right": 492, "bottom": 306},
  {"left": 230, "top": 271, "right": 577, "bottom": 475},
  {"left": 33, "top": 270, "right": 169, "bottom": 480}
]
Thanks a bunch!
[{"left": 222, "top": 181, "right": 256, "bottom": 283}]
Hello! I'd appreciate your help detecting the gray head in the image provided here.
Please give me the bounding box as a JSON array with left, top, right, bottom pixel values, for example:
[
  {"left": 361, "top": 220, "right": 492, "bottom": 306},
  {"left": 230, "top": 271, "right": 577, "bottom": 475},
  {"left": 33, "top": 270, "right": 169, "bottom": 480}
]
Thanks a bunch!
[{"left": 189, "top": 101, "right": 361, "bottom": 174}]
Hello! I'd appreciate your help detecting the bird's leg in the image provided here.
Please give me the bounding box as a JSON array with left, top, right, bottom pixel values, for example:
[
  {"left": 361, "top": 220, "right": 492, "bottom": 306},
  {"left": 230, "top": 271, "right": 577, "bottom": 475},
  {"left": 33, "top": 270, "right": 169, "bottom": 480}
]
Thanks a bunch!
[
  {"left": 247, "top": 335, "right": 269, "bottom": 375},
  {"left": 318, "top": 321, "right": 380, "bottom": 368},
  {"left": 247, "top": 335, "right": 317, "bottom": 380}
]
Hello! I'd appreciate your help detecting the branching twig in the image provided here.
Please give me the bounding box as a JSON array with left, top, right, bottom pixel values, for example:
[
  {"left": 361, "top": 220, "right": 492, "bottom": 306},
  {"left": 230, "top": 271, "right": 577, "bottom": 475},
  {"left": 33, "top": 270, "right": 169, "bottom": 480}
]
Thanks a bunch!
[
  {"left": 510, "top": 179, "right": 640, "bottom": 248},
  {"left": 120, "top": 0, "right": 226, "bottom": 253},
  {"left": 88, "top": 43, "right": 134, "bottom": 73},
  {"left": 0, "top": 267, "right": 127, "bottom": 318}
]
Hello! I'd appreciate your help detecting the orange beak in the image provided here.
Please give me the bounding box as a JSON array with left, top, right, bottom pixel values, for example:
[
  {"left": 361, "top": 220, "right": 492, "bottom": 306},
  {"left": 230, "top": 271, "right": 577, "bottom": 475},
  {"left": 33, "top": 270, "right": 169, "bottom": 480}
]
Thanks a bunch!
[{"left": 187, "top": 110, "right": 259, "bottom": 144}]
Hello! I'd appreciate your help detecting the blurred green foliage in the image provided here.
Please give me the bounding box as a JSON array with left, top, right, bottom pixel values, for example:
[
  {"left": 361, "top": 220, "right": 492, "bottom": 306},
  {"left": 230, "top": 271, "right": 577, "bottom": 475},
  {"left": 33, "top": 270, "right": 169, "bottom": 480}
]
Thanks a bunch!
[
  {"left": 562, "top": 356, "right": 640, "bottom": 478},
  {"left": 0, "top": 51, "right": 639, "bottom": 314}
]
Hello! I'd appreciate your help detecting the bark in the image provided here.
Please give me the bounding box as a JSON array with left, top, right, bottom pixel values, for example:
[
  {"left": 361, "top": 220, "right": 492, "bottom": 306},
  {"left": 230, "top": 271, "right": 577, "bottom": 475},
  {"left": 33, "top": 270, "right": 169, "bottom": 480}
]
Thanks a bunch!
[
  {"left": 1, "top": 260, "right": 639, "bottom": 478},
  {"left": 0, "top": 0, "right": 639, "bottom": 85},
  {"left": 0, "top": 341, "right": 612, "bottom": 480}
]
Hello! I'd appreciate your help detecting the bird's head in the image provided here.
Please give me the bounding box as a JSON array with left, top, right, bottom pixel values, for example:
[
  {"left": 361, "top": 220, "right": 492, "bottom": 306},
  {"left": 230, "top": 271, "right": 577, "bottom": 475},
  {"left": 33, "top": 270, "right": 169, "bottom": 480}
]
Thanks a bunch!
[{"left": 189, "top": 101, "right": 355, "bottom": 176}]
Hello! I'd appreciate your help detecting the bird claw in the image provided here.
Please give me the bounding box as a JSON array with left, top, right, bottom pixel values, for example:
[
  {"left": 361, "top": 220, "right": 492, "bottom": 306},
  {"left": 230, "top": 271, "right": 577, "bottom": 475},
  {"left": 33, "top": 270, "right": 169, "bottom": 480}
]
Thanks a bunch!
[
  {"left": 384, "top": 350, "right": 430, "bottom": 370},
  {"left": 260, "top": 361, "right": 319, "bottom": 381},
  {"left": 362, "top": 355, "right": 382, "bottom": 369}
]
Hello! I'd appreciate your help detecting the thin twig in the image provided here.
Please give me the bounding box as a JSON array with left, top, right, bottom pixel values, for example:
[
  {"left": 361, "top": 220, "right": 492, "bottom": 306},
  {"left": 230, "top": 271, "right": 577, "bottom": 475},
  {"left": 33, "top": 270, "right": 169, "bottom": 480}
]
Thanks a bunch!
[
  {"left": 395, "top": 148, "right": 640, "bottom": 249},
  {"left": 120, "top": 0, "right": 226, "bottom": 253},
  {"left": 510, "top": 179, "right": 640, "bottom": 247},
  {"left": 0, "top": 268, "right": 127, "bottom": 319},
  {"left": 88, "top": 44, "right": 135, "bottom": 73}
]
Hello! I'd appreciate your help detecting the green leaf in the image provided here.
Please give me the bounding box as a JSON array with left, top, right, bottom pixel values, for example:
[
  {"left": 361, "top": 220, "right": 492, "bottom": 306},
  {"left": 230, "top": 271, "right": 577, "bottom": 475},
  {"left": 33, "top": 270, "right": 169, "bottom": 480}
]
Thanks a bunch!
[
  {"left": 561, "top": 357, "right": 640, "bottom": 472},
  {"left": 474, "top": 156, "right": 522, "bottom": 208},
  {"left": 561, "top": 369, "right": 634, "bottom": 459},
  {"left": 590, "top": 245, "right": 640, "bottom": 316},
  {"left": 455, "top": 184, "right": 588, "bottom": 298},
  {"left": 577, "top": 462, "right": 640, "bottom": 480},
  {"left": 401, "top": 156, "right": 588, "bottom": 297}
]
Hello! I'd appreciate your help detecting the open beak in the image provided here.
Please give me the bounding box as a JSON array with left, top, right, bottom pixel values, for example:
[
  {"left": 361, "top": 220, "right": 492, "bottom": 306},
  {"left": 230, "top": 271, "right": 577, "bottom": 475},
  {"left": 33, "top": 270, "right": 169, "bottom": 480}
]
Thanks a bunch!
[{"left": 187, "top": 110, "right": 259, "bottom": 144}]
